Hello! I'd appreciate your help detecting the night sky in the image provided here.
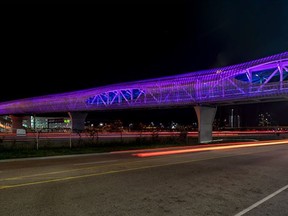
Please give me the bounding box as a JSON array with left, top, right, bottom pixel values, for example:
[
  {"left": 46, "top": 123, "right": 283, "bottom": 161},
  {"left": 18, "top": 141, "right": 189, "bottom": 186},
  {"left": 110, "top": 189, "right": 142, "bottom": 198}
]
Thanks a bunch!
[{"left": 1, "top": 1, "right": 288, "bottom": 126}]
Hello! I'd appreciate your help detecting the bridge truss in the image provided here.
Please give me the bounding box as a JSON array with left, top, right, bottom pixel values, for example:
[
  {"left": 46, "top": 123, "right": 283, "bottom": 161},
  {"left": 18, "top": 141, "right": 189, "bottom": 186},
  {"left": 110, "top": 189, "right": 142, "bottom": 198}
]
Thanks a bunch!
[
  {"left": 0, "top": 51, "right": 287, "bottom": 115},
  {"left": 85, "top": 51, "right": 288, "bottom": 108}
]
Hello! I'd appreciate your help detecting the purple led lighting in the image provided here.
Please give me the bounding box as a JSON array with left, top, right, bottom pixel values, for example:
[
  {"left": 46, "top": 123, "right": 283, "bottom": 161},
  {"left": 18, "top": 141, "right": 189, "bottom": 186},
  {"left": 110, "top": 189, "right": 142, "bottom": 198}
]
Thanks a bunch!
[{"left": 0, "top": 52, "right": 287, "bottom": 115}]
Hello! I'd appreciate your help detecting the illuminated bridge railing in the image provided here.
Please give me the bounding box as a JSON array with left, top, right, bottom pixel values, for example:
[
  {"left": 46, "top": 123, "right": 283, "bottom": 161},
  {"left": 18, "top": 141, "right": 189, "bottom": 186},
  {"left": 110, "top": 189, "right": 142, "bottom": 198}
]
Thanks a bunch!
[
  {"left": 83, "top": 56, "right": 288, "bottom": 108},
  {"left": 86, "top": 89, "right": 145, "bottom": 106},
  {"left": 0, "top": 51, "right": 287, "bottom": 115}
]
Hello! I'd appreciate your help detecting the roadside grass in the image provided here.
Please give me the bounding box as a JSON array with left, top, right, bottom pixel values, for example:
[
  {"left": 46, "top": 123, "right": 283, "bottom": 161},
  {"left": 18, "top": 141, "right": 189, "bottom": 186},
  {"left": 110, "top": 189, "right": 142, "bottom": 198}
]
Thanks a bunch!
[
  {"left": 0, "top": 134, "right": 284, "bottom": 160},
  {"left": 0, "top": 136, "right": 196, "bottom": 160}
]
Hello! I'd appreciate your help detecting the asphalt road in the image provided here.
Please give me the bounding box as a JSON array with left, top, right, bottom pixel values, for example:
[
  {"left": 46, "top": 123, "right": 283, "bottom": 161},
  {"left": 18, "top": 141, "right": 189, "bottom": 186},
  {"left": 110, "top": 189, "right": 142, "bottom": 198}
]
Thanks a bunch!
[{"left": 1, "top": 142, "right": 288, "bottom": 216}]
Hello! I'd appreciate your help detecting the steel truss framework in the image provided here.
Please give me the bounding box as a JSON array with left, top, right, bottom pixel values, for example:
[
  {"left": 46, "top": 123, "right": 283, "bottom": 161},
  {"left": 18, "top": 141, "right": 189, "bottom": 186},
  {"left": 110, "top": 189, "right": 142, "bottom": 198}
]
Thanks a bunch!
[{"left": 0, "top": 52, "right": 288, "bottom": 115}]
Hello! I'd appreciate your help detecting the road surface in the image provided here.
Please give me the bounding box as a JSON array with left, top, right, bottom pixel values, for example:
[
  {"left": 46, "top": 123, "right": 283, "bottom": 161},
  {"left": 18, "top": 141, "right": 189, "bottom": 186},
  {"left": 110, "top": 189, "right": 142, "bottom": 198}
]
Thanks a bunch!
[{"left": 1, "top": 140, "right": 288, "bottom": 215}]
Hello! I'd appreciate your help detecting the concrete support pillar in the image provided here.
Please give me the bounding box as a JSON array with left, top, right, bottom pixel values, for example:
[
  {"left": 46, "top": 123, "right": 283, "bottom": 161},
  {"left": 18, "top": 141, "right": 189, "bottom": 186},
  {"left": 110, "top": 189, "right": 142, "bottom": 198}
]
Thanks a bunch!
[
  {"left": 68, "top": 112, "right": 88, "bottom": 132},
  {"left": 194, "top": 106, "right": 217, "bottom": 143},
  {"left": 10, "top": 115, "right": 24, "bottom": 133}
]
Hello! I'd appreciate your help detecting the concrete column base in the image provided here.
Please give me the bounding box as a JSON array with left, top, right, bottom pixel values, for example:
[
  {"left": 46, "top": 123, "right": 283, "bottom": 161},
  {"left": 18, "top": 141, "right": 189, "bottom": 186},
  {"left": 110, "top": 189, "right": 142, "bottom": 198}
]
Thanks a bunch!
[
  {"left": 194, "top": 106, "right": 217, "bottom": 143},
  {"left": 68, "top": 112, "right": 88, "bottom": 132}
]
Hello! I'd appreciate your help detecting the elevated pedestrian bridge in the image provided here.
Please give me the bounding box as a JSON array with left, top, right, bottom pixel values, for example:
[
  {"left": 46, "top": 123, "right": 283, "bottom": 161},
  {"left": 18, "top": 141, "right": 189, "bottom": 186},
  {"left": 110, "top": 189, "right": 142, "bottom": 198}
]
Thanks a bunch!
[
  {"left": 0, "top": 52, "right": 287, "bottom": 115},
  {"left": 0, "top": 51, "right": 287, "bottom": 143}
]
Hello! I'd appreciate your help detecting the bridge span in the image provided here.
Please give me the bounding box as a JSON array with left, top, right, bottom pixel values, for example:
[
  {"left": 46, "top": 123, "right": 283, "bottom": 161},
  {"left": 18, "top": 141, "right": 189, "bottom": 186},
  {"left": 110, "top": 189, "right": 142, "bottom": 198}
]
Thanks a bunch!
[{"left": 0, "top": 51, "right": 287, "bottom": 143}]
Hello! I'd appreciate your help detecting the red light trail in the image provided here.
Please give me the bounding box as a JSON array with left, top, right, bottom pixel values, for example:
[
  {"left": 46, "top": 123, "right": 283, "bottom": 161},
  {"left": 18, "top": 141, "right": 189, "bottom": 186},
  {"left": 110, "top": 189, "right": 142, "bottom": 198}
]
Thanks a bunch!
[{"left": 133, "top": 139, "right": 288, "bottom": 157}]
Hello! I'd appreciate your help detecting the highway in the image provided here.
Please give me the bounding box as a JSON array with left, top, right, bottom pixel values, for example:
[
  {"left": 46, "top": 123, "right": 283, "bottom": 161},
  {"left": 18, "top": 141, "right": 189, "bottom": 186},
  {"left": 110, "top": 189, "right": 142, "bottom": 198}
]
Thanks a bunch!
[{"left": 1, "top": 140, "right": 288, "bottom": 215}]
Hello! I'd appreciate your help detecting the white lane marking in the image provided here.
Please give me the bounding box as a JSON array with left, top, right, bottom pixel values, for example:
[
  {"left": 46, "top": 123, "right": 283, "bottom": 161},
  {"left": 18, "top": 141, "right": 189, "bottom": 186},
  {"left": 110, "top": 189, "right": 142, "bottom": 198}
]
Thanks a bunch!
[
  {"left": 73, "top": 160, "right": 118, "bottom": 166},
  {"left": 234, "top": 184, "right": 288, "bottom": 216}
]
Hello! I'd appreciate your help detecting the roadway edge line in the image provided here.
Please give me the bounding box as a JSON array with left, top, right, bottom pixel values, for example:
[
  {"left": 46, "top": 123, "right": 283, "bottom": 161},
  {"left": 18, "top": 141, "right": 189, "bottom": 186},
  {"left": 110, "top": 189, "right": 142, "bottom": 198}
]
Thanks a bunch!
[{"left": 234, "top": 184, "right": 288, "bottom": 216}]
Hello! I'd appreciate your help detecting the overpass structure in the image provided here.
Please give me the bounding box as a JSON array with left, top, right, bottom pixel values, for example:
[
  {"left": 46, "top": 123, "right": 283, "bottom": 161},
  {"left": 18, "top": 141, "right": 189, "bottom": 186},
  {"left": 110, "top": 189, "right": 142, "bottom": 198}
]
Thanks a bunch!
[{"left": 0, "top": 51, "right": 287, "bottom": 142}]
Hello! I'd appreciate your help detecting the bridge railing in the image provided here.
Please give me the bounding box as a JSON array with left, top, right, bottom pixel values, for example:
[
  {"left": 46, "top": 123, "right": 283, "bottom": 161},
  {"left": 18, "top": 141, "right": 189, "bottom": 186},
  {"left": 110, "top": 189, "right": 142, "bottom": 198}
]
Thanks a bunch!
[{"left": 139, "top": 80, "right": 288, "bottom": 106}]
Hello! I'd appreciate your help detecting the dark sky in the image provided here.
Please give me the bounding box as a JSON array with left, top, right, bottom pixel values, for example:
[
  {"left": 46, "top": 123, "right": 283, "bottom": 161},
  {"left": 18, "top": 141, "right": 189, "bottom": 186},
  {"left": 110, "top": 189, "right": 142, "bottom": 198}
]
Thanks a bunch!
[{"left": 1, "top": 1, "right": 288, "bottom": 126}]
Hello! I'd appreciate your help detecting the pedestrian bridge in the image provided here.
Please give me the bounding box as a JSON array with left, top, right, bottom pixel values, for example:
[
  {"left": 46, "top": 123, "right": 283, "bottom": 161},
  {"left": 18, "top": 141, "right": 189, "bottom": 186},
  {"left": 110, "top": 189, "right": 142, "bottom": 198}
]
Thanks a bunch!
[{"left": 0, "top": 51, "right": 287, "bottom": 142}]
